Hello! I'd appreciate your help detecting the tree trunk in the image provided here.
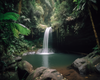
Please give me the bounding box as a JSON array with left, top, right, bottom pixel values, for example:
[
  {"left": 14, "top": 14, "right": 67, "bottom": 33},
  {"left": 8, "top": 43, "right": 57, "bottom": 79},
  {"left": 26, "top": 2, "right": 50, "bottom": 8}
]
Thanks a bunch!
[
  {"left": 88, "top": 7, "right": 100, "bottom": 50},
  {"left": 18, "top": 0, "right": 22, "bottom": 15}
]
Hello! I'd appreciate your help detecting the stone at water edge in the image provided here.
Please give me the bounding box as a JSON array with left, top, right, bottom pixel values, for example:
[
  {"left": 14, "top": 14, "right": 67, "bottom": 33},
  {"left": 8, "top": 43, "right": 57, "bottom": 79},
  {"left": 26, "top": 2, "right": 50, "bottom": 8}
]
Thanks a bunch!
[
  {"left": 17, "top": 60, "right": 34, "bottom": 74},
  {"left": 36, "top": 49, "right": 42, "bottom": 54},
  {"left": 95, "top": 63, "right": 100, "bottom": 72},
  {"left": 17, "top": 60, "right": 34, "bottom": 80},
  {"left": 23, "top": 52, "right": 36, "bottom": 56},
  {"left": 17, "top": 61, "right": 67, "bottom": 80},
  {"left": 72, "top": 58, "right": 87, "bottom": 75},
  {"left": 26, "top": 67, "right": 67, "bottom": 80},
  {"left": 22, "top": 52, "right": 28, "bottom": 56},
  {"left": 72, "top": 51, "right": 100, "bottom": 75}
]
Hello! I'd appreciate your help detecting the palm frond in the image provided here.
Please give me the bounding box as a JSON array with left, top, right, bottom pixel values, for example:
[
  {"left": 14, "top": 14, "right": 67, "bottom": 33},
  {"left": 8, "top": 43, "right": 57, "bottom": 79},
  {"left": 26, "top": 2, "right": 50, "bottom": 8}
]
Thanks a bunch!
[
  {"left": 14, "top": 23, "right": 30, "bottom": 36},
  {"left": 10, "top": 23, "right": 19, "bottom": 38},
  {"left": 0, "top": 12, "right": 19, "bottom": 21}
]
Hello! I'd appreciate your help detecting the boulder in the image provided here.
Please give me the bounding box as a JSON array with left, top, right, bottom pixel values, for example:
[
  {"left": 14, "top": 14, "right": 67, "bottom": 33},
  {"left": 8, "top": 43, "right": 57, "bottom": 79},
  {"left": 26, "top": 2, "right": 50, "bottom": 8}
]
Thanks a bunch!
[
  {"left": 72, "top": 51, "right": 100, "bottom": 75},
  {"left": 72, "top": 58, "right": 87, "bottom": 75},
  {"left": 17, "top": 60, "right": 34, "bottom": 80},
  {"left": 14, "top": 56, "right": 22, "bottom": 61},
  {"left": 17, "top": 60, "right": 34, "bottom": 74},
  {"left": 95, "top": 63, "right": 100, "bottom": 72},
  {"left": 26, "top": 67, "right": 67, "bottom": 80}
]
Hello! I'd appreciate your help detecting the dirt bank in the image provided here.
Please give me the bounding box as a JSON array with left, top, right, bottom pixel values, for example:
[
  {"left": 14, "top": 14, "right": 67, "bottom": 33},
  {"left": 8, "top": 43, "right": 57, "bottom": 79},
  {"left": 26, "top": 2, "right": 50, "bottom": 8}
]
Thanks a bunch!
[{"left": 55, "top": 66, "right": 100, "bottom": 80}]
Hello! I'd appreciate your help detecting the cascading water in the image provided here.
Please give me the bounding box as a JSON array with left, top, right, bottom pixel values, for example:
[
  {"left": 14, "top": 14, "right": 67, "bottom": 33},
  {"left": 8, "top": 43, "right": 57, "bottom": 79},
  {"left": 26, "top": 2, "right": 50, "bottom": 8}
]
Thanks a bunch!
[
  {"left": 36, "top": 27, "right": 53, "bottom": 55},
  {"left": 36, "top": 27, "right": 53, "bottom": 67},
  {"left": 41, "top": 27, "right": 53, "bottom": 54}
]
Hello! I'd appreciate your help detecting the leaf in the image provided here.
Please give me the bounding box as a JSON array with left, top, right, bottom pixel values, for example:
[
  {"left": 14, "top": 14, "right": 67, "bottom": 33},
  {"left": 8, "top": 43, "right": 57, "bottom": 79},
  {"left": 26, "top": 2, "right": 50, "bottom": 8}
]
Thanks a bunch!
[
  {"left": 0, "top": 12, "right": 19, "bottom": 21},
  {"left": 14, "top": 23, "right": 30, "bottom": 36},
  {"left": 73, "top": 0, "right": 77, "bottom": 2},
  {"left": 45, "top": 0, "right": 51, "bottom": 8},
  {"left": 9, "top": 23, "right": 30, "bottom": 38},
  {"left": 10, "top": 23, "right": 19, "bottom": 38},
  {"left": 93, "top": 45, "right": 98, "bottom": 50}
]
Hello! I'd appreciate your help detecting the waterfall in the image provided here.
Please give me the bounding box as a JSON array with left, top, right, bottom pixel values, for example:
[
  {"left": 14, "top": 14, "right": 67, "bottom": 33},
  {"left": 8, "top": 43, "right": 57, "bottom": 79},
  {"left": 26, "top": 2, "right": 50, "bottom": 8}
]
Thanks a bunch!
[
  {"left": 36, "top": 27, "right": 53, "bottom": 55},
  {"left": 41, "top": 27, "right": 53, "bottom": 54},
  {"left": 42, "top": 27, "right": 51, "bottom": 53},
  {"left": 36, "top": 27, "right": 53, "bottom": 67}
]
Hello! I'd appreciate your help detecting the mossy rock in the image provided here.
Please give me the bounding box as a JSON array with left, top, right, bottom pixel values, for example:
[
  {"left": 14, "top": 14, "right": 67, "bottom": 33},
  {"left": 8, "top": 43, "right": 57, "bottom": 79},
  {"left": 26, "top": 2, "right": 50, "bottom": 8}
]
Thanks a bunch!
[
  {"left": 18, "top": 60, "right": 34, "bottom": 74},
  {"left": 26, "top": 67, "right": 67, "bottom": 80}
]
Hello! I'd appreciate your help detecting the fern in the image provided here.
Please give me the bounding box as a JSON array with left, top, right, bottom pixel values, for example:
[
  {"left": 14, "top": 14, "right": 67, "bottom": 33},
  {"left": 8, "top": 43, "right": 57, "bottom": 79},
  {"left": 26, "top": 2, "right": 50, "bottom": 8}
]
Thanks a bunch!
[
  {"left": 0, "top": 12, "right": 30, "bottom": 38},
  {"left": 9, "top": 23, "right": 30, "bottom": 38},
  {"left": 15, "top": 23, "right": 30, "bottom": 36},
  {"left": 73, "top": 0, "right": 78, "bottom": 2},
  {"left": 93, "top": 45, "right": 98, "bottom": 50},
  {"left": 73, "top": 0, "right": 80, "bottom": 9},
  {"left": 0, "top": 12, "right": 19, "bottom": 21},
  {"left": 10, "top": 23, "right": 19, "bottom": 38},
  {"left": 45, "top": 0, "right": 51, "bottom": 8}
]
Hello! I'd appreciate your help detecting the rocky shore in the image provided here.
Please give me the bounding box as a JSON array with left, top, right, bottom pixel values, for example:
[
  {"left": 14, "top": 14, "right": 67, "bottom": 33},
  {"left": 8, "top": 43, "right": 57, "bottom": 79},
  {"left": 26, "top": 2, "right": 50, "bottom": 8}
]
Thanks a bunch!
[{"left": 1, "top": 51, "right": 100, "bottom": 80}]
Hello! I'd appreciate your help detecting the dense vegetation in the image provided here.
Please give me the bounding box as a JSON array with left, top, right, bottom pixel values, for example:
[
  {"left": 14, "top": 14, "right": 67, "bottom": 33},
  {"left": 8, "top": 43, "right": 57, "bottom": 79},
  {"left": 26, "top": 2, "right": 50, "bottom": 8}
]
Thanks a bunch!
[
  {"left": 0, "top": 0, "right": 100, "bottom": 79},
  {"left": 51, "top": 0, "right": 100, "bottom": 53},
  {"left": 0, "top": 0, "right": 50, "bottom": 58},
  {"left": 0, "top": 1, "right": 55, "bottom": 78}
]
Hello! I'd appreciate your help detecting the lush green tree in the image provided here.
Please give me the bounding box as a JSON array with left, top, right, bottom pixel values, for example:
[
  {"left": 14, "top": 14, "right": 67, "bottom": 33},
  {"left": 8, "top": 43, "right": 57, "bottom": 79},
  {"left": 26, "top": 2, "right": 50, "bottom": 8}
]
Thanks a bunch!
[{"left": 0, "top": 0, "right": 31, "bottom": 66}]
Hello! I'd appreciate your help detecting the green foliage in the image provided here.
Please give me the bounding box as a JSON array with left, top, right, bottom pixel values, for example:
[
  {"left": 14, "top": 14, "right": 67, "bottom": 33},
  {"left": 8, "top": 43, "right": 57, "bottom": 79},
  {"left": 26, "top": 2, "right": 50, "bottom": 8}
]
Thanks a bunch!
[
  {"left": 0, "top": 12, "right": 31, "bottom": 58},
  {"left": 3, "top": 34, "right": 29, "bottom": 57},
  {"left": 73, "top": 0, "right": 80, "bottom": 9},
  {"left": 25, "top": 38, "right": 43, "bottom": 49},
  {"left": 33, "top": 38, "right": 43, "bottom": 48},
  {"left": 0, "top": 12, "right": 30, "bottom": 38},
  {"left": 0, "top": 1, "right": 32, "bottom": 76},
  {"left": 14, "top": 23, "right": 30, "bottom": 36},
  {"left": 93, "top": 45, "right": 100, "bottom": 54},
  {"left": 73, "top": 0, "right": 86, "bottom": 11},
  {"left": 32, "top": 0, "right": 36, "bottom": 7},
  {"left": 21, "top": 0, "right": 45, "bottom": 33},
  {"left": 24, "top": 40, "right": 35, "bottom": 47},
  {"left": 50, "top": 1, "right": 68, "bottom": 27},
  {"left": 0, "top": 12, "right": 19, "bottom": 21},
  {"left": 45, "top": 0, "right": 52, "bottom": 8},
  {"left": 35, "top": 3, "right": 44, "bottom": 15},
  {"left": 93, "top": 45, "right": 98, "bottom": 50},
  {"left": 73, "top": 0, "right": 78, "bottom": 2}
]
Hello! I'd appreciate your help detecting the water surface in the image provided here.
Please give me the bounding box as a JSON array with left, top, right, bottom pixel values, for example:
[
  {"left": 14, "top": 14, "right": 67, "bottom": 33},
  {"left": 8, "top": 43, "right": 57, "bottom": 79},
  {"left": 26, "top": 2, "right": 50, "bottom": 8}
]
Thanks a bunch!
[{"left": 22, "top": 53, "right": 83, "bottom": 68}]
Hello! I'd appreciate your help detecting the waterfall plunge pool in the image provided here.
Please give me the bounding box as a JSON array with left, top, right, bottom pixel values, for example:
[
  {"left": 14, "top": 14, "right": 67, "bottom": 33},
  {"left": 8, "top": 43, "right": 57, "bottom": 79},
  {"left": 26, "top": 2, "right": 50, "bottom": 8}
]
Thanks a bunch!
[
  {"left": 22, "top": 27, "right": 83, "bottom": 69},
  {"left": 22, "top": 53, "right": 83, "bottom": 69}
]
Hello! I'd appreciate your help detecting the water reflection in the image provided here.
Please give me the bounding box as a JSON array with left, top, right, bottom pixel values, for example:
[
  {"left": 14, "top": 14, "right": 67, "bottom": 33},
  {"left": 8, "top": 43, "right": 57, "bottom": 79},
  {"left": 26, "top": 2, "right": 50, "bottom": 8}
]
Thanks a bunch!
[
  {"left": 42, "top": 55, "right": 49, "bottom": 68},
  {"left": 22, "top": 53, "right": 83, "bottom": 68}
]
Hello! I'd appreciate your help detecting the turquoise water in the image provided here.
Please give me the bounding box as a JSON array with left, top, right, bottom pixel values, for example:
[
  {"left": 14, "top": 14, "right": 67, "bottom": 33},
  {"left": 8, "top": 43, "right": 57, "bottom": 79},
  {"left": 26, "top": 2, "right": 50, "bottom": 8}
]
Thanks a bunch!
[{"left": 22, "top": 53, "right": 83, "bottom": 68}]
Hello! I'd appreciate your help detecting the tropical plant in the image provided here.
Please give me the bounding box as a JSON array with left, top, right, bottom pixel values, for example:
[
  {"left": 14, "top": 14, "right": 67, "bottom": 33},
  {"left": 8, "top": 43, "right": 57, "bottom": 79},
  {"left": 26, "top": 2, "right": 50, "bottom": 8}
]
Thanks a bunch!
[
  {"left": 73, "top": 0, "right": 100, "bottom": 51},
  {"left": 0, "top": 12, "right": 30, "bottom": 38},
  {"left": 73, "top": 0, "right": 86, "bottom": 10},
  {"left": 88, "top": 3, "right": 100, "bottom": 51},
  {"left": 0, "top": 12, "right": 31, "bottom": 58},
  {"left": 0, "top": 1, "right": 32, "bottom": 78}
]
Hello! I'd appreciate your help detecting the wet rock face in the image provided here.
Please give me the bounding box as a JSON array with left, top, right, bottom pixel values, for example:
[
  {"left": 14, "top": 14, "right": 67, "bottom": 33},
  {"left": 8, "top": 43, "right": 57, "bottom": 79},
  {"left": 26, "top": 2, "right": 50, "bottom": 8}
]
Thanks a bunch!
[
  {"left": 18, "top": 60, "right": 34, "bottom": 74},
  {"left": 72, "top": 58, "right": 87, "bottom": 75},
  {"left": 17, "top": 60, "right": 34, "bottom": 80},
  {"left": 17, "top": 61, "right": 67, "bottom": 80},
  {"left": 26, "top": 67, "right": 67, "bottom": 80},
  {"left": 72, "top": 51, "right": 100, "bottom": 75}
]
